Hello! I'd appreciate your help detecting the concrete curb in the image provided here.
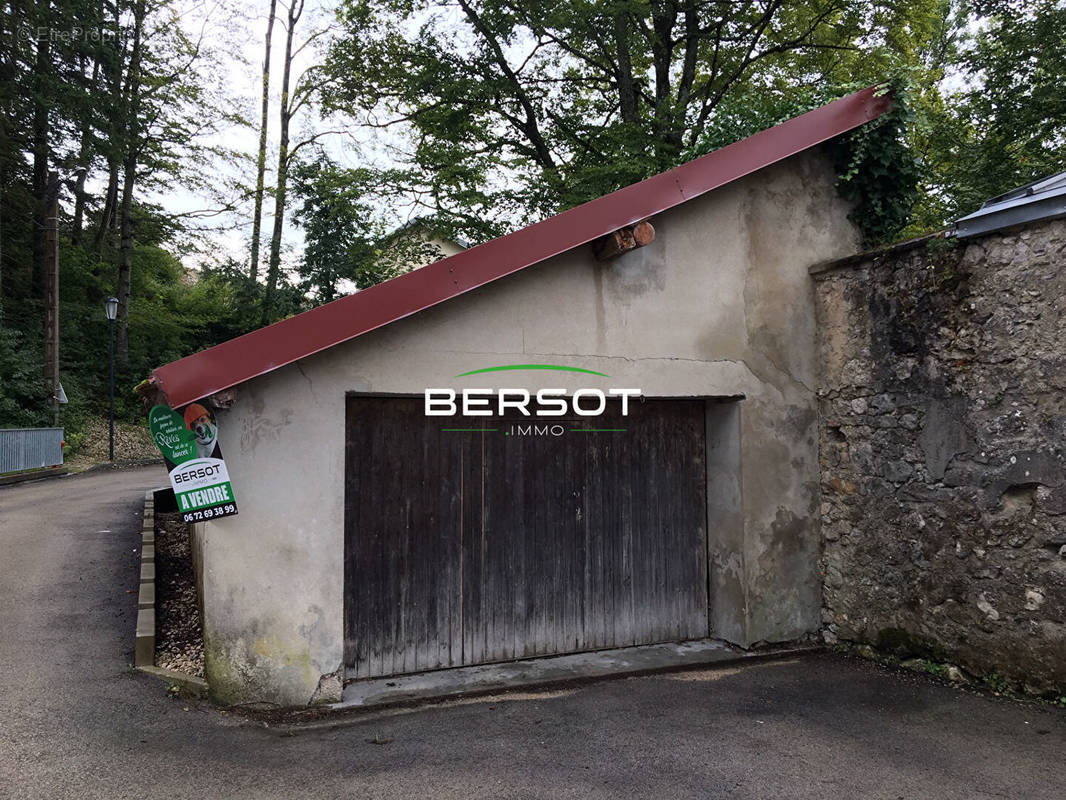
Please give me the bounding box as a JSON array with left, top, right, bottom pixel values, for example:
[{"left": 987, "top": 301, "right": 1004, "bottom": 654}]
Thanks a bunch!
[
  {"left": 84, "top": 457, "right": 164, "bottom": 474},
  {"left": 134, "top": 487, "right": 211, "bottom": 701},
  {"left": 134, "top": 490, "right": 156, "bottom": 667},
  {"left": 0, "top": 467, "right": 70, "bottom": 487},
  {"left": 329, "top": 643, "right": 824, "bottom": 715},
  {"left": 257, "top": 644, "right": 825, "bottom": 735},
  {"left": 138, "top": 665, "right": 209, "bottom": 699}
]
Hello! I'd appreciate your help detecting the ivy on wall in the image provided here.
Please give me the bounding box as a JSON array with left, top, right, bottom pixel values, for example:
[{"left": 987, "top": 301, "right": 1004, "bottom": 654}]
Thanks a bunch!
[
  {"left": 827, "top": 78, "right": 923, "bottom": 248},
  {"left": 685, "top": 74, "right": 924, "bottom": 250}
]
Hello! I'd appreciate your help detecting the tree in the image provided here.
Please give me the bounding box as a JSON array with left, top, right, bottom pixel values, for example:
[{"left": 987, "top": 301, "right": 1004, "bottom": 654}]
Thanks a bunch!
[
  {"left": 115, "top": 0, "right": 147, "bottom": 369},
  {"left": 290, "top": 155, "right": 378, "bottom": 303},
  {"left": 90, "top": 0, "right": 131, "bottom": 255},
  {"left": 0, "top": 0, "right": 118, "bottom": 359},
  {"left": 291, "top": 154, "right": 452, "bottom": 301},
  {"left": 260, "top": 0, "right": 341, "bottom": 324},
  {"left": 108, "top": 0, "right": 246, "bottom": 367},
  {"left": 0, "top": 0, "right": 247, "bottom": 438},
  {"left": 262, "top": 0, "right": 304, "bottom": 325},
  {"left": 249, "top": 0, "right": 278, "bottom": 281},
  {"left": 323, "top": 0, "right": 953, "bottom": 238},
  {"left": 920, "top": 0, "right": 1066, "bottom": 224}
]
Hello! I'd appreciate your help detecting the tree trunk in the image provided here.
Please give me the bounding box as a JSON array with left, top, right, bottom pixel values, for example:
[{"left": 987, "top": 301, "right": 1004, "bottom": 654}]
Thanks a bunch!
[
  {"left": 71, "top": 168, "right": 88, "bottom": 245},
  {"left": 613, "top": 12, "right": 638, "bottom": 124},
  {"left": 43, "top": 172, "right": 59, "bottom": 423},
  {"left": 116, "top": 149, "right": 136, "bottom": 370},
  {"left": 71, "top": 43, "right": 102, "bottom": 247},
  {"left": 650, "top": 1, "right": 681, "bottom": 168},
  {"left": 30, "top": 15, "right": 52, "bottom": 303},
  {"left": 250, "top": 0, "right": 277, "bottom": 281},
  {"left": 261, "top": 0, "right": 303, "bottom": 325},
  {"left": 93, "top": 2, "right": 125, "bottom": 255},
  {"left": 94, "top": 161, "right": 120, "bottom": 253},
  {"left": 115, "top": 0, "right": 146, "bottom": 370},
  {"left": 0, "top": 174, "right": 4, "bottom": 326}
]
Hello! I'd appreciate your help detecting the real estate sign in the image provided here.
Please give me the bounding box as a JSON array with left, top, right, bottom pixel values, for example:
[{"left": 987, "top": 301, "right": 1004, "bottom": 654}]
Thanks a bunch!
[{"left": 149, "top": 403, "right": 239, "bottom": 523}]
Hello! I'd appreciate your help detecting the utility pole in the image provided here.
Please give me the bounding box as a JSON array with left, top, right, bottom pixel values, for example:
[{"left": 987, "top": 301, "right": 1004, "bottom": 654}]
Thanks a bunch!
[
  {"left": 1, "top": 191, "right": 4, "bottom": 326},
  {"left": 43, "top": 171, "right": 60, "bottom": 427}
]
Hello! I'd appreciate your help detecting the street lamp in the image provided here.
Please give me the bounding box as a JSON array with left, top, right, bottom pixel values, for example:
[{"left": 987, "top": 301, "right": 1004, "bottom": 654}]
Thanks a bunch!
[{"left": 104, "top": 297, "right": 118, "bottom": 462}]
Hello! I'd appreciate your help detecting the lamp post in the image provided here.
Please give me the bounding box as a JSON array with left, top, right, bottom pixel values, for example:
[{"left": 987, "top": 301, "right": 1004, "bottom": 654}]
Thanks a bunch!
[{"left": 104, "top": 297, "right": 118, "bottom": 462}]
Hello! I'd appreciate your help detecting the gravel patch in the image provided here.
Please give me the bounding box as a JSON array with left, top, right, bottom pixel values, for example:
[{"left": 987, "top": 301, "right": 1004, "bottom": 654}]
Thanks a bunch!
[
  {"left": 74, "top": 417, "right": 159, "bottom": 461},
  {"left": 155, "top": 512, "right": 204, "bottom": 678},
  {"left": 65, "top": 417, "right": 162, "bottom": 472}
]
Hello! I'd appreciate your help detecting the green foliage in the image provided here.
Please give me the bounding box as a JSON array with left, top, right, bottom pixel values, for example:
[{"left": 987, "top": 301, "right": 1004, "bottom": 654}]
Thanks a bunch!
[
  {"left": 323, "top": 0, "right": 955, "bottom": 239},
  {"left": 828, "top": 78, "right": 923, "bottom": 247},
  {"left": 984, "top": 671, "right": 1013, "bottom": 695},
  {"left": 0, "top": 329, "right": 50, "bottom": 428},
  {"left": 6, "top": 0, "right": 1066, "bottom": 449},
  {"left": 189, "top": 262, "right": 278, "bottom": 342},
  {"left": 317, "top": 0, "right": 1066, "bottom": 247},
  {"left": 904, "top": 658, "right": 950, "bottom": 678},
  {"left": 291, "top": 153, "right": 472, "bottom": 300},
  {"left": 684, "top": 74, "right": 924, "bottom": 247},
  {"left": 291, "top": 155, "right": 385, "bottom": 301},
  {"left": 913, "top": 0, "right": 1066, "bottom": 228},
  {"left": 0, "top": 0, "right": 258, "bottom": 448}
]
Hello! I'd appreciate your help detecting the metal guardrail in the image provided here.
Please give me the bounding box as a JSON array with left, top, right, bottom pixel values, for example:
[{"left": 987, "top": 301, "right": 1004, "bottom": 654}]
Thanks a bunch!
[{"left": 0, "top": 428, "right": 64, "bottom": 473}]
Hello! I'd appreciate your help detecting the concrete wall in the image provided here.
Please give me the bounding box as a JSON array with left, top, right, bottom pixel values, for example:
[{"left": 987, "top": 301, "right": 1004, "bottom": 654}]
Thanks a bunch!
[
  {"left": 813, "top": 218, "right": 1066, "bottom": 694},
  {"left": 198, "top": 151, "right": 861, "bottom": 706}
]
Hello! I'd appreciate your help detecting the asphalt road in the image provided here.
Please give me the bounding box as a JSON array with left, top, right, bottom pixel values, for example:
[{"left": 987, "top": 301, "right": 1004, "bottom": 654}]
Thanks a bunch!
[{"left": 1, "top": 465, "right": 1064, "bottom": 799}]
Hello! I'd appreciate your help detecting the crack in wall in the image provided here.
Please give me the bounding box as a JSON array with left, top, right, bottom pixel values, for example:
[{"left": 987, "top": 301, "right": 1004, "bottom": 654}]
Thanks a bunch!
[{"left": 294, "top": 361, "right": 316, "bottom": 399}]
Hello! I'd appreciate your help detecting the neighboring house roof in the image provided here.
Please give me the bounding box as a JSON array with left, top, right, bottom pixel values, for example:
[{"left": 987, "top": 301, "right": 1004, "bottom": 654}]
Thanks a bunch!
[
  {"left": 956, "top": 171, "right": 1066, "bottom": 238},
  {"left": 153, "top": 86, "right": 890, "bottom": 407}
]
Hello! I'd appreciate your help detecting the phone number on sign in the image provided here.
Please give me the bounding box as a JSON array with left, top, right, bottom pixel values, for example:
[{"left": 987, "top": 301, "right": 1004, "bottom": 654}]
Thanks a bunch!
[{"left": 182, "top": 503, "right": 237, "bottom": 523}]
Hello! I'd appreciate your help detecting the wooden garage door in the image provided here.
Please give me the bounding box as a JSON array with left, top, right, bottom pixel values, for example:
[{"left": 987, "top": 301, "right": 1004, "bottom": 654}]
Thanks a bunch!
[{"left": 344, "top": 396, "right": 709, "bottom": 679}]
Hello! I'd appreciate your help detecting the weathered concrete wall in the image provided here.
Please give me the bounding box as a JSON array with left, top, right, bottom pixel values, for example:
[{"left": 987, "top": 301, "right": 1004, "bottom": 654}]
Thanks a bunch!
[
  {"left": 198, "top": 150, "right": 860, "bottom": 706},
  {"left": 814, "top": 218, "right": 1066, "bottom": 694}
]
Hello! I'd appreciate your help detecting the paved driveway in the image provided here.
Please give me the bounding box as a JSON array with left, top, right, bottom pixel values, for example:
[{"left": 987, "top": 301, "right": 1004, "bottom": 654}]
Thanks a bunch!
[{"left": 1, "top": 465, "right": 1064, "bottom": 799}]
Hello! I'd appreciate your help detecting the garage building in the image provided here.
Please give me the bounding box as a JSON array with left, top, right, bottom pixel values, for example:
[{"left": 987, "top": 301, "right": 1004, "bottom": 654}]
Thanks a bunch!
[{"left": 151, "top": 88, "right": 888, "bottom": 705}]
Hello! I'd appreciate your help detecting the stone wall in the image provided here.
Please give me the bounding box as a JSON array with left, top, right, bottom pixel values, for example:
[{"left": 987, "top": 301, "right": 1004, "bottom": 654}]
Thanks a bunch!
[{"left": 813, "top": 217, "right": 1066, "bottom": 695}]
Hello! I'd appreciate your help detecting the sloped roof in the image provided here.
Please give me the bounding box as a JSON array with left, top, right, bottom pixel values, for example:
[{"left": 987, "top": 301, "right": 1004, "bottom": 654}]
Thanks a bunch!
[
  {"left": 153, "top": 86, "right": 890, "bottom": 407},
  {"left": 956, "top": 171, "right": 1066, "bottom": 238}
]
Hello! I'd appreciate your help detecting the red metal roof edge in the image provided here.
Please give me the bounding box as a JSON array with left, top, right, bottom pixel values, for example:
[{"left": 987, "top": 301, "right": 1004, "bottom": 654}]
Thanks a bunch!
[{"left": 153, "top": 86, "right": 891, "bottom": 407}]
